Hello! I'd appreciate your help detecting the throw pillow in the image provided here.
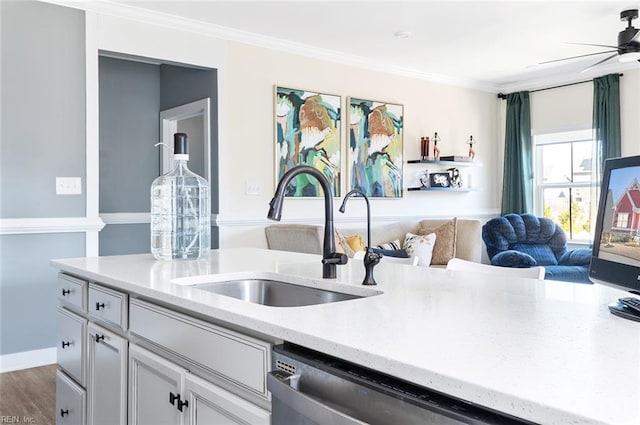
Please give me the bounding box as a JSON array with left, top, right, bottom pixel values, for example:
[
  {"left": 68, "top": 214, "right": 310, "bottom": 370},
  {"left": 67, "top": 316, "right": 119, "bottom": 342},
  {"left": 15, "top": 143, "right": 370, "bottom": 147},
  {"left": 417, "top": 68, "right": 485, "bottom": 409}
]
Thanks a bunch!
[
  {"left": 335, "top": 229, "right": 355, "bottom": 258},
  {"left": 376, "top": 239, "right": 402, "bottom": 250},
  {"left": 418, "top": 218, "right": 457, "bottom": 265},
  {"left": 371, "top": 248, "right": 410, "bottom": 258},
  {"left": 491, "top": 250, "right": 537, "bottom": 268},
  {"left": 344, "top": 235, "right": 366, "bottom": 253},
  {"left": 403, "top": 232, "right": 437, "bottom": 266}
]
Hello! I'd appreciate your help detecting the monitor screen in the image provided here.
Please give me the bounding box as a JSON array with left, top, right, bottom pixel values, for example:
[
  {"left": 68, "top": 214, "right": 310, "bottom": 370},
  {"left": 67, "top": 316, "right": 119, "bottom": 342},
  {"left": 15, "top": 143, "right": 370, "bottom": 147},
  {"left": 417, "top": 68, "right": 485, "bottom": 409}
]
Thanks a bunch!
[{"left": 590, "top": 155, "right": 640, "bottom": 295}]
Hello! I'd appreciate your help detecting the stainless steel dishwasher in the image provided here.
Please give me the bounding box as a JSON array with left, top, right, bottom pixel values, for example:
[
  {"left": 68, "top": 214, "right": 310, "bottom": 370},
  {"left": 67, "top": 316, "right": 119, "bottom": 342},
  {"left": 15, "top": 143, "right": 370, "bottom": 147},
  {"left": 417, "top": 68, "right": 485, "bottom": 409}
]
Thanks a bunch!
[{"left": 268, "top": 343, "right": 534, "bottom": 425}]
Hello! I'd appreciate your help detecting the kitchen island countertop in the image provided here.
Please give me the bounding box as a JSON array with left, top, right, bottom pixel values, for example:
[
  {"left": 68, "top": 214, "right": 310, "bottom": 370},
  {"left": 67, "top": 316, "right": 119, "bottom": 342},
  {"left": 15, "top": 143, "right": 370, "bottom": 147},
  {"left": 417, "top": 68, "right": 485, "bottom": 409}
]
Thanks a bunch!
[{"left": 52, "top": 248, "right": 640, "bottom": 425}]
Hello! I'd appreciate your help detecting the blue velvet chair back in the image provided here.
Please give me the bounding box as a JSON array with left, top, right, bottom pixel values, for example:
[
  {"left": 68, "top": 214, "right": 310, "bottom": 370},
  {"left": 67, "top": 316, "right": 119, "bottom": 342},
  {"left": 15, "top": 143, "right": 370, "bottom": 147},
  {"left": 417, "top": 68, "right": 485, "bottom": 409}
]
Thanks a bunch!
[{"left": 483, "top": 214, "right": 567, "bottom": 265}]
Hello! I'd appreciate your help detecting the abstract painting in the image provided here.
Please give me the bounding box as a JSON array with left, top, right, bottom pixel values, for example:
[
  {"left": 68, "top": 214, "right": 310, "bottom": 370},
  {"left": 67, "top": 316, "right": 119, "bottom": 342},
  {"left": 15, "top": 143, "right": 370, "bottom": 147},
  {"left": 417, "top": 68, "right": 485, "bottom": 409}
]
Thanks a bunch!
[
  {"left": 348, "top": 98, "right": 403, "bottom": 198},
  {"left": 275, "top": 86, "right": 341, "bottom": 197}
]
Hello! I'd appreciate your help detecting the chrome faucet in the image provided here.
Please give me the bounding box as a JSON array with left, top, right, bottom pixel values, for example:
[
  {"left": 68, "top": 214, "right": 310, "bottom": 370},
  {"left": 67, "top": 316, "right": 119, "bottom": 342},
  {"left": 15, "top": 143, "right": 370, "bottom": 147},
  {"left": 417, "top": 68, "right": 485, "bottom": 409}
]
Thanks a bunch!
[
  {"left": 267, "top": 165, "right": 347, "bottom": 279},
  {"left": 339, "top": 189, "right": 382, "bottom": 285}
]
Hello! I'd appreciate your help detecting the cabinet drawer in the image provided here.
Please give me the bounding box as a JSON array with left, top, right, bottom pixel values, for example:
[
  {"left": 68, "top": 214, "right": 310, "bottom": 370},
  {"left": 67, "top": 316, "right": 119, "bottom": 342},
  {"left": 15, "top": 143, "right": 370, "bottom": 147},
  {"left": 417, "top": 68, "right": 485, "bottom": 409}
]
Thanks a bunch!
[
  {"left": 56, "top": 369, "right": 86, "bottom": 425},
  {"left": 129, "top": 299, "right": 271, "bottom": 400},
  {"left": 88, "top": 283, "right": 128, "bottom": 330},
  {"left": 57, "top": 307, "right": 87, "bottom": 386},
  {"left": 57, "top": 273, "right": 87, "bottom": 313}
]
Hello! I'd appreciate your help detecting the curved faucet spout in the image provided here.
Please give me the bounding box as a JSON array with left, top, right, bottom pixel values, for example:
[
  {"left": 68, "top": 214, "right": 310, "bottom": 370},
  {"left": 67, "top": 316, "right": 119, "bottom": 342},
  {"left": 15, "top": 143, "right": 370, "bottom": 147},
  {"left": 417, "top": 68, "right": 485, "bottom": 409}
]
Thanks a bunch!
[
  {"left": 268, "top": 165, "right": 347, "bottom": 279},
  {"left": 339, "top": 189, "right": 381, "bottom": 285}
]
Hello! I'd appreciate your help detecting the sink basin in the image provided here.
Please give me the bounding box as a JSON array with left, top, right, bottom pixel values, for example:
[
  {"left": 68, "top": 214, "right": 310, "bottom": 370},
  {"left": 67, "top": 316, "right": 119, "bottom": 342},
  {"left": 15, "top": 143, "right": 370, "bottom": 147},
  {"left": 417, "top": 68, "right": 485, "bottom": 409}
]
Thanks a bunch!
[{"left": 193, "top": 279, "right": 364, "bottom": 307}]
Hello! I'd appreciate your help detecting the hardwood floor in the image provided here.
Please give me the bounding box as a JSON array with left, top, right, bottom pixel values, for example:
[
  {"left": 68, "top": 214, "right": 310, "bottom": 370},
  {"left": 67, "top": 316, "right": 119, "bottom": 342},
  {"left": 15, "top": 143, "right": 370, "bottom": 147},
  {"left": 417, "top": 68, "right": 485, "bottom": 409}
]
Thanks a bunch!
[{"left": 0, "top": 364, "right": 56, "bottom": 425}]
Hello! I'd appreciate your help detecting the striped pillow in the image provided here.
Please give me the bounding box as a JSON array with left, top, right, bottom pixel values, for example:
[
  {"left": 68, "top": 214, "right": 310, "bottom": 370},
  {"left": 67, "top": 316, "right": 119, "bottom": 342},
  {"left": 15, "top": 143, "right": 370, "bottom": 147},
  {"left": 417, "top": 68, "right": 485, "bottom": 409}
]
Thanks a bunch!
[{"left": 376, "top": 239, "right": 402, "bottom": 250}]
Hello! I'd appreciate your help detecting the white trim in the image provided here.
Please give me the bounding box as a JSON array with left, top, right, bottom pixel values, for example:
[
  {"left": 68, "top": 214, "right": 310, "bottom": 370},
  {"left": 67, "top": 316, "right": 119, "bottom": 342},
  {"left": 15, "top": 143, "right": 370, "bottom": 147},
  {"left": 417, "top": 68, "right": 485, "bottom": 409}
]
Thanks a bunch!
[
  {"left": 85, "top": 11, "right": 100, "bottom": 256},
  {"left": 100, "top": 213, "right": 150, "bottom": 225},
  {"left": 0, "top": 217, "right": 105, "bottom": 235},
  {"left": 216, "top": 210, "right": 500, "bottom": 227},
  {"left": 43, "top": 0, "right": 499, "bottom": 93},
  {"left": 0, "top": 347, "right": 56, "bottom": 373}
]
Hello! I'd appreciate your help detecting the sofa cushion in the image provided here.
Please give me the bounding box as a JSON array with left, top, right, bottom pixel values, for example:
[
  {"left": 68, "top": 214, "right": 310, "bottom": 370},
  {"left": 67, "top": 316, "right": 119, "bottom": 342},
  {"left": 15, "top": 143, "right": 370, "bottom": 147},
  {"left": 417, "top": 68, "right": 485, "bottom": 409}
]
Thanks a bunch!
[
  {"left": 403, "top": 232, "right": 436, "bottom": 266},
  {"left": 418, "top": 218, "right": 457, "bottom": 265},
  {"left": 512, "top": 243, "right": 558, "bottom": 266},
  {"left": 544, "top": 265, "right": 591, "bottom": 283},
  {"left": 491, "top": 250, "right": 537, "bottom": 268},
  {"left": 558, "top": 248, "right": 592, "bottom": 266}
]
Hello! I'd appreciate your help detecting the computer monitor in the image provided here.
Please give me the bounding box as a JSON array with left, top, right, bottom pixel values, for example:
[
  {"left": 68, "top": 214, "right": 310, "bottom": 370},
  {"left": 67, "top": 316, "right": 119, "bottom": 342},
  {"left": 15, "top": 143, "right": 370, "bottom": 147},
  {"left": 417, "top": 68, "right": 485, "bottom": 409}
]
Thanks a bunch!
[{"left": 590, "top": 155, "right": 640, "bottom": 322}]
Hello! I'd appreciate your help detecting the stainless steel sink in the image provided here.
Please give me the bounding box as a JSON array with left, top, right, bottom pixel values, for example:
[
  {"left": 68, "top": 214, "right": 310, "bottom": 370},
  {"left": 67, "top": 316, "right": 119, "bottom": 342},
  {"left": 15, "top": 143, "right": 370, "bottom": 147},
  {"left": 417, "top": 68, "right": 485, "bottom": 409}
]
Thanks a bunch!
[{"left": 193, "top": 279, "right": 364, "bottom": 307}]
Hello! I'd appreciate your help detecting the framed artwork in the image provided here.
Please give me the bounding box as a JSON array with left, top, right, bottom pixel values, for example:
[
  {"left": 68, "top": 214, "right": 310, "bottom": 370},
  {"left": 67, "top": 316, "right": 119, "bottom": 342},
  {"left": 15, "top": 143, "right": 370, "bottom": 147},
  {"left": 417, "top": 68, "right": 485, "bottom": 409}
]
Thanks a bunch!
[
  {"left": 348, "top": 98, "right": 403, "bottom": 198},
  {"left": 275, "top": 86, "right": 341, "bottom": 197}
]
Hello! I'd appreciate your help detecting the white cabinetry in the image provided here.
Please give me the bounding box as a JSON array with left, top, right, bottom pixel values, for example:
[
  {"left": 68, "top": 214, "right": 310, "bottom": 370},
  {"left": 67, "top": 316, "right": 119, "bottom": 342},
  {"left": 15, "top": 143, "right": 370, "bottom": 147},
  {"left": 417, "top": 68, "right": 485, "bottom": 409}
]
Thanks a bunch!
[
  {"left": 87, "top": 323, "right": 128, "bottom": 425},
  {"left": 129, "top": 344, "right": 270, "bottom": 425}
]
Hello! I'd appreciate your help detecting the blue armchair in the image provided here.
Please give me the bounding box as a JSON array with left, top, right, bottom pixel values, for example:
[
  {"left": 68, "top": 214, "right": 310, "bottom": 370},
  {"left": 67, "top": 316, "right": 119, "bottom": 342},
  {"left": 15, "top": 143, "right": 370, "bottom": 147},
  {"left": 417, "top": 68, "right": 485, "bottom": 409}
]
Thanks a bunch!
[{"left": 482, "top": 213, "right": 592, "bottom": 283}]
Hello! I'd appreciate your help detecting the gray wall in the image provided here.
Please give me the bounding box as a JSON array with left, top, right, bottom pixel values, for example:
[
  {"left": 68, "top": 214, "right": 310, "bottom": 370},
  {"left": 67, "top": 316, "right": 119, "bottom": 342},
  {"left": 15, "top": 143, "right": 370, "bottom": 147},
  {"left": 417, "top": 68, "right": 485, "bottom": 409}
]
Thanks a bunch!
[
  {"left": 0, "top": 2, "right": 87, "bottom": 356},
  {"left": 99, "top": 57, "right": 160, "bottom": 213},
  {"left": 1, "top": 1, "right": 86, "bottom": 218},
  {"left": 99, "top": 224, "right": 150, "bottom": 256}
]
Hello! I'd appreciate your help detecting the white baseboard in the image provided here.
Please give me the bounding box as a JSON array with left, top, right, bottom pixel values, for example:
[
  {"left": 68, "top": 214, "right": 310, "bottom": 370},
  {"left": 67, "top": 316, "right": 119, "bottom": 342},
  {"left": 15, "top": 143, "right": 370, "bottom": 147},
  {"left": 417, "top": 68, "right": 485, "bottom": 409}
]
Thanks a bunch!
[{"left": 0, "top": 347, "right": 56, "bottom": 373}]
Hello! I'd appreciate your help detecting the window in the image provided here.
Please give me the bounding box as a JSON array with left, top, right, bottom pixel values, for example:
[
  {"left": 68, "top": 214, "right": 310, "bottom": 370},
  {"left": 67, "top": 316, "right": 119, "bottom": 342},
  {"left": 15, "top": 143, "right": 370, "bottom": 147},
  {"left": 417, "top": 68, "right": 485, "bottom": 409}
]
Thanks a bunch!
[
  {"left": 615, "top": 213, "right": 629, "bottom": 228},
  {"left": 534, "top": 130, "right": 595, "bottom": 241}
]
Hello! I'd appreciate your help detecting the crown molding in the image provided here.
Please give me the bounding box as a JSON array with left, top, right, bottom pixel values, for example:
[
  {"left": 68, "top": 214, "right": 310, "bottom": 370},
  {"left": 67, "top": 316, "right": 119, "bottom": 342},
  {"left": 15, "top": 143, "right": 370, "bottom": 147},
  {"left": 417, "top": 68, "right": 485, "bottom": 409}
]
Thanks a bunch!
[{"left": 42, "top": 0, "right": 500, "bottom": 93}]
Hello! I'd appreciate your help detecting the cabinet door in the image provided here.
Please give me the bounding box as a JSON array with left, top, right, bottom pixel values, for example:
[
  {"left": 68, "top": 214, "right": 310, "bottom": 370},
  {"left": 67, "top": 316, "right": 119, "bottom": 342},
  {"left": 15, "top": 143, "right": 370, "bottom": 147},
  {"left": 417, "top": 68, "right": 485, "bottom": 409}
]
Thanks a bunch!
[
  {"left": 56, "top": 370, "right": 86, "bottom": 425},
  {"left": 87, "top": 323, "right": 127, "bottom": 425},
  {"left": 184, "top": 373, "right": 270, "bottom": 425},
  {"left": 57, "top": 307, "right": 87, "bottom": 386},
  {"left": 129, "top": 344, "right": 185, "bottom": 425}
]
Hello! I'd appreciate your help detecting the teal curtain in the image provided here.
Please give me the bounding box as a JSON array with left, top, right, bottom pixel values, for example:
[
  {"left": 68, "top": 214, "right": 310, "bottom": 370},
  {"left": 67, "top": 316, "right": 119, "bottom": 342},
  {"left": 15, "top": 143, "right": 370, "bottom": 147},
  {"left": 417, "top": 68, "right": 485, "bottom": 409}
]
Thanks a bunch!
[
  {"left": 593, "top": 74, "right": 621, "bottom": 180},
  {"left": 501, "top": 91, "right": 532, "bottom": 215}
]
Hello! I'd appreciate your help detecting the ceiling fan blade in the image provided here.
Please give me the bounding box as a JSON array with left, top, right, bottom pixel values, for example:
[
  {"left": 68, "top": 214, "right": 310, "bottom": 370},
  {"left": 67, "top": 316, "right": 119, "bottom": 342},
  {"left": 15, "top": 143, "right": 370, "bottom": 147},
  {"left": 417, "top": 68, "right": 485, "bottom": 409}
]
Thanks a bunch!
[
  {"left": 564, "top": 41, "right": 620, "bottom": 49},
  {"left": 538, "top": 50, "right": 618, "bottom": 65},
  {"left": 580, "top": 53, "right": 619, "bottom": 73}
]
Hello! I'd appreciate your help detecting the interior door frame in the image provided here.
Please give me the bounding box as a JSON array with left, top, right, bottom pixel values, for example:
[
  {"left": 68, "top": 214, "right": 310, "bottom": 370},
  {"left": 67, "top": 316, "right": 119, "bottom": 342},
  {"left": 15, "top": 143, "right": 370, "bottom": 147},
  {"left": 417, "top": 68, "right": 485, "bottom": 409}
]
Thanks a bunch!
[{"left": 160, "top": 97, "right": 211, "bottom": 205}]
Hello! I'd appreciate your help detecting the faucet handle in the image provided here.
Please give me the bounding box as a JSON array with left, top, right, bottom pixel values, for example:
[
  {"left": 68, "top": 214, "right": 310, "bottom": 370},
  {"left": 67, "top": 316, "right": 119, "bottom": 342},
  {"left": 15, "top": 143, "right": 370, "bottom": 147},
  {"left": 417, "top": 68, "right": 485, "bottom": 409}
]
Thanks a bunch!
[{"left": 322, "top": 252, "right": 348, "bottom": 265}]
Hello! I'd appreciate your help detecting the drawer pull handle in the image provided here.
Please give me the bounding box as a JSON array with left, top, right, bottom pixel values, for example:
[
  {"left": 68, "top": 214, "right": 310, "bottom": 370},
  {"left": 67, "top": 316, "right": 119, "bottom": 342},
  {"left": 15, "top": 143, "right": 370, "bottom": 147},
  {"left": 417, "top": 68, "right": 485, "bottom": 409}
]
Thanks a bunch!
[
  {"left": 95, "top": 302, "right": 105, "bottom": 310},
  {"left": 62, "top": 289, "right": 71, "bottom": 296},
  {"left": 169, "top": 392, "right": 179, "bottom": 406},
  {"left": 61, "top": 341, "right": 71, "bottom": 349},
  {"left": 177, "top": 398, "right": 188, "bottom": 412},
  {"left": 94, "top": 334, "right": 105, "bottom": 343},
  {"left": 60, "top": 409, "right": 69, "bottom": 417}
]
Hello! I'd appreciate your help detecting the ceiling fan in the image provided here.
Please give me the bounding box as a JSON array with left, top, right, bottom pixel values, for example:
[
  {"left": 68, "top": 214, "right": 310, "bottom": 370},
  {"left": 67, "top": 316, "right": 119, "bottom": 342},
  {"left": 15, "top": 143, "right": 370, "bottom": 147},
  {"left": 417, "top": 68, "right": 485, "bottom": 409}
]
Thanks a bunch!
[{"left": 539, "top": 8, "right": 640, "bottom": 72}]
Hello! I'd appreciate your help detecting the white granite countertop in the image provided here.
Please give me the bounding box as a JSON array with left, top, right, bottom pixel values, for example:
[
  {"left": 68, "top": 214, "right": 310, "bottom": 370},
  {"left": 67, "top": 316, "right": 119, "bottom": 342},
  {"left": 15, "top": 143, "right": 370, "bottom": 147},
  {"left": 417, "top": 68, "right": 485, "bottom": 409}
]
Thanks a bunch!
[{"left": 52, "top": 248, "right": 640, "bottom": 425}]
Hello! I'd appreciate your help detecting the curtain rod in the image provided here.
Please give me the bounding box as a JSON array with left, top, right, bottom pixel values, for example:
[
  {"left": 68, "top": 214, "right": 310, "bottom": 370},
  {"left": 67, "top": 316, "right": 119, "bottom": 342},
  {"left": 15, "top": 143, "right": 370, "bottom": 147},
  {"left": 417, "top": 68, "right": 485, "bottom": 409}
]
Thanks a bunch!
[{"left": 497, "top": 73, "right": 623, "bottom": 99}]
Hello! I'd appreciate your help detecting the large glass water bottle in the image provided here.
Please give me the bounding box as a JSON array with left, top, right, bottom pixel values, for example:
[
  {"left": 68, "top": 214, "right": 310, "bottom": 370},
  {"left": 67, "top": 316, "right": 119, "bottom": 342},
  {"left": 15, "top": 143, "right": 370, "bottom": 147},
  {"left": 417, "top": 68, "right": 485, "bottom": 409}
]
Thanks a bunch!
[{"left": 151, "top": 133, "right": 210, "bottom": 260}]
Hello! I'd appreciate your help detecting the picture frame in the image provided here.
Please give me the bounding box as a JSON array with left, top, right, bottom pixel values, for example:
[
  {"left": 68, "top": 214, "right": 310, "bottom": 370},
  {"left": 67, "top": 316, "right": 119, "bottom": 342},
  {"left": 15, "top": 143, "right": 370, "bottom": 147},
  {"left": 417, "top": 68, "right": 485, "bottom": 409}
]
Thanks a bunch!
[
  {"left": 347, "top": 97, "right": 403, "bottom": 198},
  {"left": 274, "top": 86, "right": 341, "bottom": 198},
  {"left": 429, "top": 172, "right": 451, "bottom": 188}
]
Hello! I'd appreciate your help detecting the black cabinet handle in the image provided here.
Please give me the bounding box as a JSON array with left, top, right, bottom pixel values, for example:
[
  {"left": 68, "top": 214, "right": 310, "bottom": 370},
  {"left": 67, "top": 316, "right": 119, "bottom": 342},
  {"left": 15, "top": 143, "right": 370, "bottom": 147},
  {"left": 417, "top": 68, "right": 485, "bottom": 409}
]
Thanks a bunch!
[
  {"left": 61, "top": 341, "right": 71, "bottom": 349},
  {"left": 94, "top": 334, "right": 105, "bottom": 343},
  {"left": 95, "top": 302, "right": 105, "bottom": 310},
  {"left": 60, "top": 409, "right": 69, "bottom": 417},
  {"left": 169, "top": 392, "right": 179, "bottom": 406},
  {"left": 177, "top": 398, "right": 188, "bottom": 412},
  {"left": 62, "top": 289, "right": 71, "bottom": 296}
]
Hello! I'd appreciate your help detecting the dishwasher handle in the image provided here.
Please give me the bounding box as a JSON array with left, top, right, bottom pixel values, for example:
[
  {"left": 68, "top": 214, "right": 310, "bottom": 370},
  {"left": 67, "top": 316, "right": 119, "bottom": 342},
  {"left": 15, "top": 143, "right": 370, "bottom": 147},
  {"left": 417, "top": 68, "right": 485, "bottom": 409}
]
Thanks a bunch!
[{"left": 267, "top": 370, "right": 368, "bottom": 425}]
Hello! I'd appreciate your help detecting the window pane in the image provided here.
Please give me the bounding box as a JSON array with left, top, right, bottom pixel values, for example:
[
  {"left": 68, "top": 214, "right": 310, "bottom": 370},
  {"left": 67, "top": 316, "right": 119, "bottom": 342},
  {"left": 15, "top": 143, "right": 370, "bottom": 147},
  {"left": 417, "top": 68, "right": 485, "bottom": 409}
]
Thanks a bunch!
[
  {"left": 542, "top": 187, "right": 592, "bottom": 240},
  {"left": 572, "top": 141, "right": 592, "bottom": 183},
  {"left": 540, "top": 144, "right": 571, "bottom": 184}
]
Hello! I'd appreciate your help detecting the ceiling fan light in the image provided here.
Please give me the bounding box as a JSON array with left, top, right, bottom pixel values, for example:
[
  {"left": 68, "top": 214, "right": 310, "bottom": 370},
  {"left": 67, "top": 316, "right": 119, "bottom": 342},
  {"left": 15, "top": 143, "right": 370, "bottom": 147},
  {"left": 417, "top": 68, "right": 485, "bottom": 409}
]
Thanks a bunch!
[{"left": 618, "top": 51, "right": 640, "bottom": 62}]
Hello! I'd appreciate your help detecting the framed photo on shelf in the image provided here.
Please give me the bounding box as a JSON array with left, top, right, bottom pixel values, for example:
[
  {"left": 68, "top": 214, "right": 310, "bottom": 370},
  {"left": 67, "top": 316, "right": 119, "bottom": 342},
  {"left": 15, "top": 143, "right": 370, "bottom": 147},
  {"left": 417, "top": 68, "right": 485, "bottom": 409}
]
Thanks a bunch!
[{"left": 429, "top": 172, "right": 451, "bottom": 188}]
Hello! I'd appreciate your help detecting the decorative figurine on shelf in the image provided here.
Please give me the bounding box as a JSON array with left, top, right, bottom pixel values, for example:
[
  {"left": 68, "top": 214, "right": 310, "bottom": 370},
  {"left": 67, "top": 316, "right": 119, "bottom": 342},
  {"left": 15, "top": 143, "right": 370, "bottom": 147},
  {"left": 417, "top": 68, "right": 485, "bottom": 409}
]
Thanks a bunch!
[
  {"left": 433, "top": 132, "right": 441, "bottom": 160},
  {"left": 468, "top": 135, "right": 476, "bottom": 160},
  {"left": 419, "top": 169, "right": 430, "bottom": 187},
  {"left": 420, "top": 136, "right": 430, "bottom": 160}
]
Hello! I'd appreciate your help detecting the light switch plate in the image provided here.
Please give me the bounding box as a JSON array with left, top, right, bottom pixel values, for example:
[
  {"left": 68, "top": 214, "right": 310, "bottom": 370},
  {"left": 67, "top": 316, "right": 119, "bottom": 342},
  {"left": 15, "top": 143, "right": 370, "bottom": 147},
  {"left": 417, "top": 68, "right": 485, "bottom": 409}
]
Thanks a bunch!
[
  {"left": 245, "top": 181, "right": 262, "bottom": 195},
  {"left": 56, "top": 177, "right": 82, "bottom": 195}
]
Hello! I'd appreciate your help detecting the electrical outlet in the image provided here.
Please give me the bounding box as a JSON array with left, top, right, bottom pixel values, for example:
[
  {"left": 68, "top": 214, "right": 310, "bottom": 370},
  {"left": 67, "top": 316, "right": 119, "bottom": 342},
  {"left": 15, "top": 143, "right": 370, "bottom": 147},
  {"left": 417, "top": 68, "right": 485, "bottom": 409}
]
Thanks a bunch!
[
  {"left": 56, "top": 177, "right": 82, "bottom": 195},
  {"left": 245, "top": 181, "right": 261, "bottom": 195}
]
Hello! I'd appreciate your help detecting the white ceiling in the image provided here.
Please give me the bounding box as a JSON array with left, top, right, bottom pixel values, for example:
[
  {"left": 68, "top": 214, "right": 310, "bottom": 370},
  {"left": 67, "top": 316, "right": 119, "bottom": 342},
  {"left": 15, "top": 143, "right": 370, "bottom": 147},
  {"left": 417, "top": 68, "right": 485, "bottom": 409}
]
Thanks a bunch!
[{"left": 116, "top": 1, "right": 640, "bottom": 92}]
